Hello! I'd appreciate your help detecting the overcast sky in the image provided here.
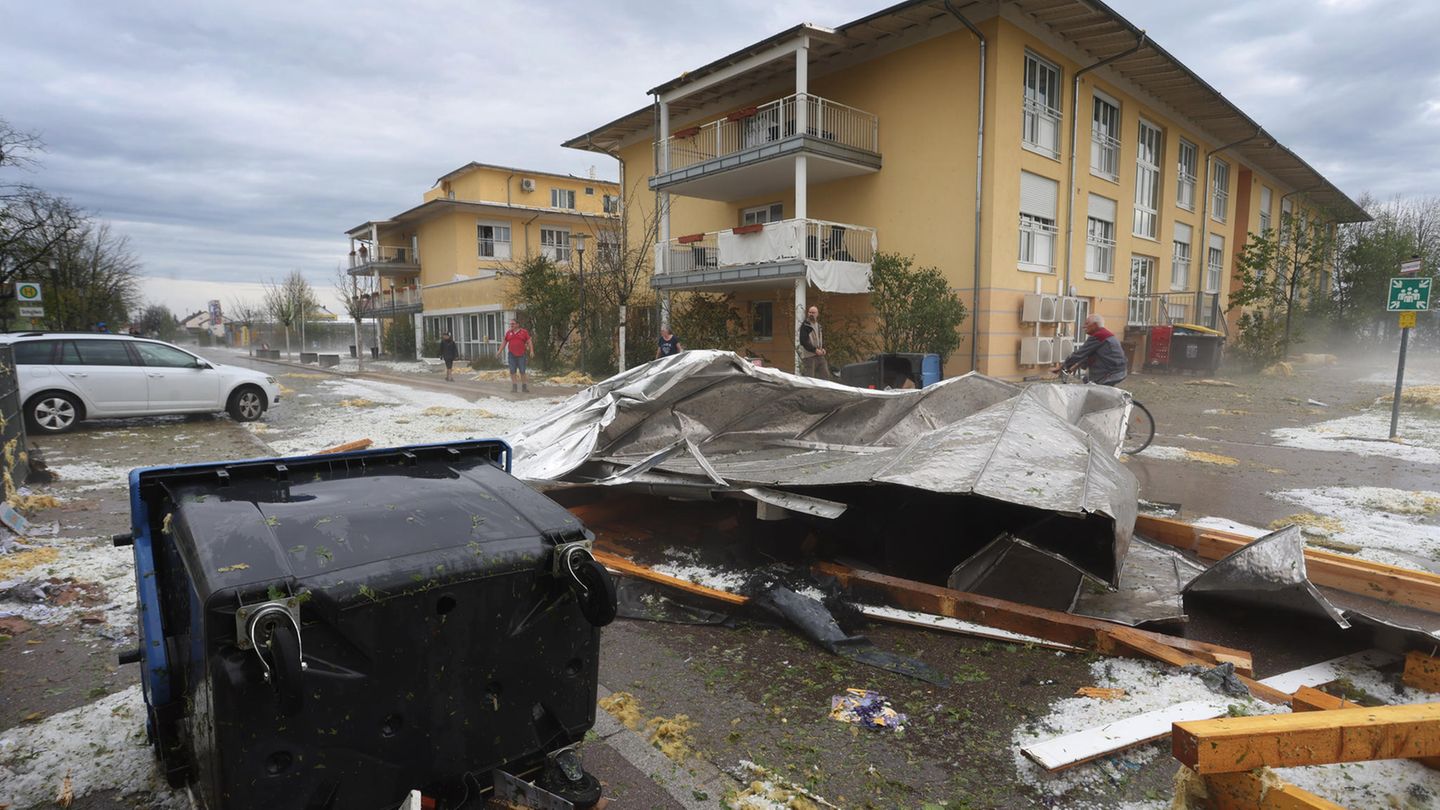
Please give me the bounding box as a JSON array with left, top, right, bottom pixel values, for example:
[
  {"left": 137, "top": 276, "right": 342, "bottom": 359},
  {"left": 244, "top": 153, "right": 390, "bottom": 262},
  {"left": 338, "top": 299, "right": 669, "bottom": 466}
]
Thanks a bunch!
[{"left": 3, "top": 0, "right": 1436, "bottom": 317}]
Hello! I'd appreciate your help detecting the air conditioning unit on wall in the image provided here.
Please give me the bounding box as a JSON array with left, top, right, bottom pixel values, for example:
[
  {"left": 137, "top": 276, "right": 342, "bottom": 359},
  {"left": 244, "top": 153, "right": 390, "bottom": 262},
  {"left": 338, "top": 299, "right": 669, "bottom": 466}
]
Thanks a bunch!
[
  {"left": 1055, "top": 336, "right": 1075, "bottom": 361},
  {"left": 1060, "top": 296, "right": 1081, "bottom": 323},
  {"left": 520, "top": 179, "right": 536, "bottom": 192},
  {"left": 1021, "top": 293, "right": 1059, "bottom": 323},
  {"left": 1020, "top": 337, "right": 1055, "bottom": 365}
]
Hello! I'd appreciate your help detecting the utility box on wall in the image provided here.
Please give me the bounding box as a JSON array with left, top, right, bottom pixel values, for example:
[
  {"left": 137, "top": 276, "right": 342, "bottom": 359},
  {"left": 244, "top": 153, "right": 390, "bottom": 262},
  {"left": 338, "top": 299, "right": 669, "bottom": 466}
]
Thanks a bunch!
[
  {"left": 1020, "top": 337, "right": 1055, "bottom": 365},
  {"left": 1021, "top": 294, "right": 1059, "bottom": 323}
]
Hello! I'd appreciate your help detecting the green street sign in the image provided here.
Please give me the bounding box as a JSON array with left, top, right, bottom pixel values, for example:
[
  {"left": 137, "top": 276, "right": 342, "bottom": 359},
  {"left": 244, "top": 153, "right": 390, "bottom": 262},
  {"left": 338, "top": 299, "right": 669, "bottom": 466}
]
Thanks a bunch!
[{"left": 1387, "top": 277, "right": 1431, "bottom": 311}]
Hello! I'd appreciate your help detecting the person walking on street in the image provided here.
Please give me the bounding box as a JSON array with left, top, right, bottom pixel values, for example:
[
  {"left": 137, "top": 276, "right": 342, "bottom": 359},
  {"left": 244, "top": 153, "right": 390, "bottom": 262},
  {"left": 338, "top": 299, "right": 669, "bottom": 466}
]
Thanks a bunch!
[
  {"left": 798, "top": 305, "right": 830, "bottom": 379},
  {"left": 438, "top": 332, "right": 459, "bottom": 381},
  {"left": 1053, "top": 314, "right": 1128, "bottom": 385},
  {"left": 499, "top": 318, "right": 533, "bottom": 393},
  {"left": 656, "top": 325, "right": 684, "bottom": 359}
]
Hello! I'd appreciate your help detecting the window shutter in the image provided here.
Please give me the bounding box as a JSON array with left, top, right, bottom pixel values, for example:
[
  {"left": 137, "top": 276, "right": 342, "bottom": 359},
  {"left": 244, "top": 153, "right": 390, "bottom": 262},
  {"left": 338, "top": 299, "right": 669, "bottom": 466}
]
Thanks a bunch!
[
  {"left": 1209, "top": 233, "right": 1224, "bottom": 252},
  {"left": 1088, "top": 194, "right": 1117, "bottom": 223},
  {"left": 1019, "top": 172, "right": 1058, "bottom": 219},
  {"left": 1173, "top": 221, "right": 1192, "bottom": 243}
]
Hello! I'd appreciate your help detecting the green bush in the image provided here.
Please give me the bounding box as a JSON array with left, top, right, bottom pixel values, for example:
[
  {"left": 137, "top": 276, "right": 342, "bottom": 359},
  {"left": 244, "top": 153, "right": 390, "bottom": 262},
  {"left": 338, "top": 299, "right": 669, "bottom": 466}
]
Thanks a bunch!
[
  {"left": 670, "top": 293, "right": 743, "bottom": 353},
  {"left": 420, "top": 335, "right": 440, "bottom": 358},
  {"left": 383, "top": 317, "right": 416, "bottom": 360},
  {"left": 869, "top": 252, "right": 967, "bottom": 362}
]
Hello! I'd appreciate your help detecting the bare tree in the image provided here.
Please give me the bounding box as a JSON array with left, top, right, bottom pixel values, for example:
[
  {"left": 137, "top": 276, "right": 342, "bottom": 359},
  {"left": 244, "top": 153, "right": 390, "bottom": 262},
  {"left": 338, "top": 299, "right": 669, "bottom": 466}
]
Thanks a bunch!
[
  {"left": 585, "top": 191, "right": 663, "bottom": 372},
  {"left": 0, "top": 120, "right": 82, "bottom": 315},
  {"left": 263, "top": 270, "right": 316, "bottom": 359},
  {"left": 333, "top": 263, "right": 376, "bottom": 370},
  {"left": 228, "top": 297, "right": 264, "bottom": 355},
  {"left": 38, "top": 220, "right": 141, "bottom": 331}
]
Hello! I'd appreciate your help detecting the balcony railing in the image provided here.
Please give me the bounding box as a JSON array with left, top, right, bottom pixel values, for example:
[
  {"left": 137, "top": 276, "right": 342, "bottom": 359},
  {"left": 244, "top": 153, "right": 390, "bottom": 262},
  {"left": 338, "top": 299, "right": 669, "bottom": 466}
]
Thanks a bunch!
[
  {"left": 357, "top": 286, "right": 422, "bottom": 315},
  {"left": 1125, "top": 291, "right": 1225, "bottom": 332},
  {"left": 657, "top": 218, "right": 877, "bottom": 276},
  {"left": 656, "top": 94, "right": 879, "bottom": 174}
]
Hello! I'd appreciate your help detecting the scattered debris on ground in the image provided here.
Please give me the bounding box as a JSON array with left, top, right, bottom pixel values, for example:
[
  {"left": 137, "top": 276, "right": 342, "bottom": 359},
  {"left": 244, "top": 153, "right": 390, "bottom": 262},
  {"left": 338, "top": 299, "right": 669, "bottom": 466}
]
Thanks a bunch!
[
  {"left": 828, "top": 689, "right": 906, "bottom": 731},
  {"left": 726, "top": 760, "right": 838, "bottom": 810}
]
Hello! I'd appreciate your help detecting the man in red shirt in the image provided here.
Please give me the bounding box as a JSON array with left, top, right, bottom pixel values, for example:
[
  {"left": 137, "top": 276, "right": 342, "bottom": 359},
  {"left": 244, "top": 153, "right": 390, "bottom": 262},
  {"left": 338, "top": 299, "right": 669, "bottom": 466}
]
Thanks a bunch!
[{"left": 499, "top": 318, "right": 533, "bottom": 393}]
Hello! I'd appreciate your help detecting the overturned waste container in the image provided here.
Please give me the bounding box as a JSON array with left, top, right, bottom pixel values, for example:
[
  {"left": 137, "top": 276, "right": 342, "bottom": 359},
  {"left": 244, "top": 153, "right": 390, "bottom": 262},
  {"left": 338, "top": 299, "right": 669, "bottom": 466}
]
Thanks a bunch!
[{"left": 119, "top": 439, "right": 616, "bottom": 809}]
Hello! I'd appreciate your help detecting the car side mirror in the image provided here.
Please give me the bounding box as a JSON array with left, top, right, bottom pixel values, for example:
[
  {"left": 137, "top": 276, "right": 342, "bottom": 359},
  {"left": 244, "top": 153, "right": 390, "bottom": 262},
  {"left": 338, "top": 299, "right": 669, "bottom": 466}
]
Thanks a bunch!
[{"left": 195, "top": 361, "right": 213, "bottom": 370}]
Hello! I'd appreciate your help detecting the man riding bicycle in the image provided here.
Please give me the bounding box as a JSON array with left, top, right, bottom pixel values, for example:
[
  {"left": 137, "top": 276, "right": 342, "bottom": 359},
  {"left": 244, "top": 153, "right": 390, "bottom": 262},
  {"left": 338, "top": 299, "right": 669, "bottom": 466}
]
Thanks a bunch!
[{"left": 1053, "top": 314, "right": 1127, "bottom": 386}]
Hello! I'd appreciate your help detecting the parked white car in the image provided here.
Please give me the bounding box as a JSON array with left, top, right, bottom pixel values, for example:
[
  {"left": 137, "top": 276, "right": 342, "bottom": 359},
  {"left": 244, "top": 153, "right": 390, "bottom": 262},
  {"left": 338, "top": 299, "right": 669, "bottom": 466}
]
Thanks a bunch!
[{"left": 1, "top": 333, "right": 281, "bottom": 434}]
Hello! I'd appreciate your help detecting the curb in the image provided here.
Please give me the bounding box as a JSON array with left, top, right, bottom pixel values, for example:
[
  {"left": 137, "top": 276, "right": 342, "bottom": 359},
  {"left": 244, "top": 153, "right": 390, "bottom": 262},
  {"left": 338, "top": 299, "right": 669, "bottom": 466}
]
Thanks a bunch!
[{"left": 593, "top": 684, "right": 741, "bottom": 809}]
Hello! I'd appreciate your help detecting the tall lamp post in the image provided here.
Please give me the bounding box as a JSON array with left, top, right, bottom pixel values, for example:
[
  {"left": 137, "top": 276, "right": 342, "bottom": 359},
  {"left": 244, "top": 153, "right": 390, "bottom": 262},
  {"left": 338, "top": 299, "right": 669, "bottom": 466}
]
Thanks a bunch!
[{"left": 574, "top": 232, "right": 587, "bottom": 372}]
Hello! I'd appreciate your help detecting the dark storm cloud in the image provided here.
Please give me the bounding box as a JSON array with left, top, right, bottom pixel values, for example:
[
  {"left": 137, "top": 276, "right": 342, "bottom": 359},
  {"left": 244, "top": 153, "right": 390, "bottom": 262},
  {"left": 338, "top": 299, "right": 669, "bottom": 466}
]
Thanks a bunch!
[{"left": 1, "top": 0, "right": 1434, "bottom": 312}]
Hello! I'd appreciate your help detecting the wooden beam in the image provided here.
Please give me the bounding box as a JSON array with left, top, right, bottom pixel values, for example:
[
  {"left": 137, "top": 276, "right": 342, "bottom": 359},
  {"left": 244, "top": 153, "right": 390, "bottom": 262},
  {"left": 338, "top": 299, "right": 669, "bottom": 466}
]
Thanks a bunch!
[
  {"left": 1198, "top": 770, "right": 1346, "bottom": 810},
  {"left": 1137, "top": 514, "right": 1440, "bottom": 613},
  {"left": 1098, "top": 626, "right": 1289, "bottom": 705},
  {"left": 1290, "top": 685, "right": 1360, "bottom": 712},
  {"left": 1404, "top": 650, "right": 1440, "bottom": 693},
  {"left": 813, "top": 561, "right": 1258, "bottom": 679},
  {"left": 1173, "top": 703, "right": 1440, "bottom": 773},
  {"left": 592, "top": 550, "right": 748, "bottom": 607},
  {"left": 315, "top": 438, "right": 373, "bottom": 455}
]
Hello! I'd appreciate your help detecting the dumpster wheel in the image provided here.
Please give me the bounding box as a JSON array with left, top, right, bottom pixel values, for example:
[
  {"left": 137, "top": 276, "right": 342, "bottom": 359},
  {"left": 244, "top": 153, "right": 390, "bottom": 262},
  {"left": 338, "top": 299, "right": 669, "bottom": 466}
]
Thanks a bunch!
[
  {"left": 570, "top": 558, "right": 617, "bottom": 628},
  {"left": 256, "top": 615, "right": 305, "bottom": 717}
]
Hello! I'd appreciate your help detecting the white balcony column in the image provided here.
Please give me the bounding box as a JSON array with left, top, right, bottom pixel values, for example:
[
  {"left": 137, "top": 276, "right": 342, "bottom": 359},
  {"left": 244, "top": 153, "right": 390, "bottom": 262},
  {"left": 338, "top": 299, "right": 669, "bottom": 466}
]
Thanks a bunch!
[
  {"left": 370, "top": 224, "right": 379, "bottom": 257},
  {"left": 661, "top": 292, "right": 672, "bottom": 330},
  {"left": 658, "top": 100, "right": 670, "bottom": 173},
  {"left": 794, "top": 155, "right": 808, "bottom": 219},
  {"left": 794, "top": 279, "right": 807, "bottom": 373},
  {"left": 795, "top": 38, "right": 809, "bottom": 132}
]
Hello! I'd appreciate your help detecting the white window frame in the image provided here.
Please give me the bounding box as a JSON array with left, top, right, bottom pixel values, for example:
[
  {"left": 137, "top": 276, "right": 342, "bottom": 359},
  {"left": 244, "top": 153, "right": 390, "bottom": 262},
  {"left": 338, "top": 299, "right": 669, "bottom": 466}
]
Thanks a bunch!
[
  {"left": 1018, "top": 171, "right": 1058, "bottom": 274},
  {"left": 602, "top": 194, "right": 621, "bottom": 214},
  {"left": 1022, "top": 51, "right": 1062, "bottom": 159},
  {"left": 1171, "top": 224, "right": 1192, "bottom": 291},
  {"left": 742, "top": 203, "right": 785, "bottom": 226},
  {"left": 550, "top": 188, "right": 576, "bottom": 209},
  {"left": 1090, "top": 91, "right": 1121, "bottom": 181},
  {"left": 540, "top": 227, "right": 572, "bottom": 263},
  {"left": 1210, "top": 159, "right": 1230, "bottom": 223},
  {"left": 1206, "top": 234, "right": 1224, "bottom": 293},
  {"left": 1128, "top": 255, "right": 1157, "bottom": 326},
  {"left": 751, "top": 300, "right": 774, "bottom": 341},
  {"left": 476, "top": 221, "right": 512, "bottom": 260},
  {"left": 1259, "top": 186, "right": 1273, "bottom": 233},
  {"left": 1133, "top": 119, "right": 1162, "bottom": 239},
  {"left": 1176, "top": 140, "right": 1197, "bottom": 211},
  {"left": 1085, "top": 201, "right": 1117, "bottom": 282}
]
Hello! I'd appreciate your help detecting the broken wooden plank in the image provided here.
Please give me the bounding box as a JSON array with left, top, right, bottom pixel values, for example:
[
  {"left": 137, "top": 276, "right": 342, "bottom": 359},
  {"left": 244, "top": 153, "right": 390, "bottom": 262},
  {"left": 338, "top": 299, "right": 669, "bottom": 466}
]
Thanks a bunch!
[
  {"left": 1173, "top": 703, "right": 1440, "bottom": 774},
  {"left": 315, "top": 438, "right": 374, "bottom": 455},
  {"left": 1198, "top": 770, "right": 1346, "bottom": 810},
  {"left": 1137, "top": 514, "right": 1440, "bottom": 613},
  {"left": 856, "top": 604, "right": 1081, "bottom": 652},
  {"left": 1290, "top": 685, "right": 1361, "bottom": 712},
  {"left": 1097, "top": 626, "right": 1289, "bottom": 705},
  {"left": 1022, "top": 650, "right": 1392, "bottom": 772},
  {"left": 592, "top": 550, "right": 748, "bottom": 606},
  {"left": 1404, "top": 650, "right": 1440, "bottom": 693},
  {"left": 814, "top": 561, "right": 1255, "bottom": 676}
]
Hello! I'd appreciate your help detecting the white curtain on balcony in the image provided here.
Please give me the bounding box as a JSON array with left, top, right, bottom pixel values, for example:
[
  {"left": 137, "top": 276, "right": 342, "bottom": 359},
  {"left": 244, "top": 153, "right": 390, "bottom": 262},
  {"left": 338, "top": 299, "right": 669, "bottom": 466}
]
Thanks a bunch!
[
  {"left": 805, "top": 260, "right": 872, "bottom": 293},
  {"left": 717, "top": 220, "right": 805, "bottom": 265}
]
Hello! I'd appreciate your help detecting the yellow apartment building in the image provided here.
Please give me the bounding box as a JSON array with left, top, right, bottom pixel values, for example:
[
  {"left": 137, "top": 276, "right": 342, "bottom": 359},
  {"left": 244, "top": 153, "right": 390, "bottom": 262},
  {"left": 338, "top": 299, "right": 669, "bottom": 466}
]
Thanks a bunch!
[
  {"left": 346, "top": 163, "right": 619, "bottom": 358},
  {"left": 564, "top": 0, "right": 1365, "bottom": 379}
]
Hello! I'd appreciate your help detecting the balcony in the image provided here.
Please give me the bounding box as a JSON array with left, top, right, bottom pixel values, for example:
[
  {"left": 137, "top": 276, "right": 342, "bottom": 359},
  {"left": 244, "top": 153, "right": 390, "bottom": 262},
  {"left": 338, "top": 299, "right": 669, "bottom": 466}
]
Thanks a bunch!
[
  {"left": 349, "top": 245, "right": 420, "bottom": 279},
  {"left": 1126, "top": 291, "right": 1226, "bottom": 332},
  {"left": 357, "top": 286, "right": 423, "bottom": 317},
  {"left": 654, "top": 218, "right": 875, "bottom": 293},
  {"left": 651, "top": 94, "right": 881, "bottom": 201}
]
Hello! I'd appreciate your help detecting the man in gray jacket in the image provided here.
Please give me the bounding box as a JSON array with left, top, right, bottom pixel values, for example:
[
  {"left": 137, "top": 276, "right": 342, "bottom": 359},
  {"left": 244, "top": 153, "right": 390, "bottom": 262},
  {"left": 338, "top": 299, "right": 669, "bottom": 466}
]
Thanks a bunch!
[
  {"left": 1053, "top": 314, "right": 1128, "bottom": 385},
  {"left": 798, "top": 305, "right": 830, "bottom": 379}
]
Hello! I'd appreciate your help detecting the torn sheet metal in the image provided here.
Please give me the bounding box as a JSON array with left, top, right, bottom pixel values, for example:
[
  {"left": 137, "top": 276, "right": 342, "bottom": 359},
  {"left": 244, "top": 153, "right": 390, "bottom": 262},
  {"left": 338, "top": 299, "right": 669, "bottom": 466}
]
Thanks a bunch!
[
  {"left": 1182, "top": 526, "right": 1350, "bottom": 628},
  {"left": 509, "top": 351, "right": 1139, "bottom": 585},
  {"left": 1073, "top": 537, "right": 1206, "bottom": 626}
]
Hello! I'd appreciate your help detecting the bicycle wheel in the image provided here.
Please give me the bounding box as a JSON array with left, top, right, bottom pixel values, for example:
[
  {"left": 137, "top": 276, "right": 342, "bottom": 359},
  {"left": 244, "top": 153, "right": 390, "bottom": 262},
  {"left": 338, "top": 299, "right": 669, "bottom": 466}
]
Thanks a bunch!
[{"left": 1122, "top": 401, "right": 1155, "bottom": 455}]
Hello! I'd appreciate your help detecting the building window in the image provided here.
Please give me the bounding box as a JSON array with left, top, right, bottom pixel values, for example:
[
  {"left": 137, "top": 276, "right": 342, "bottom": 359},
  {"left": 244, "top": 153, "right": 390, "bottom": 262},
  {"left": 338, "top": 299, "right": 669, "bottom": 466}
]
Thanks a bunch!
[
  {"left": 742, "top": 203, "right": 785, "bottom": 225},
  {"left": 1085, "top": 194, "right": 1117, "bottom": 281},
  {"left": 1176, "top": 140, "right": 1197, "bottom": 211},
  {"left": 541, "top": 228, "right": 571, "bottom": 263},
  {"left": 1259, "top": 186, "right": 1273, "bottom": 233},
  {"left": 1071, "top": 297, "right": 1091, "bottom": 336},
  {"left": 1206, "top": 233, "right": 1224, "bottom": 293},
  {"left": 750, "top": 301, "right": 774, "bottom": 340},
  {"left": 602, "top": 194, "right": 621, "bottom": 214},
  {"left": 1171, "top": 222, "right": 1192, "bottom": 290},
  {"left": 477, "top": 222, "right": 512, "bottom": 259},
  {"left": 1018, "top": 171, "right": 1058, "bottom": 273},
  {"left": 1090, "top": 92, "right": 1120, "bottom": 180},
  {"left": 585, "top": 187, "right": 595, "bottom": 196},
  {"left": 1133, "top": 120, "right": 1163, "bottom": 239},
  {"left": 1022, "top": 52, "right": 1062, "bottom": 158},
  {"left": 551, "top": 188, "right": 576, "bottom": 209},
  {"left": 1128, "top": 255, "right": 1156, "bottom": 326},
  {"left": 1210, "top": 159, "right": 1230, "bottom": 223}
]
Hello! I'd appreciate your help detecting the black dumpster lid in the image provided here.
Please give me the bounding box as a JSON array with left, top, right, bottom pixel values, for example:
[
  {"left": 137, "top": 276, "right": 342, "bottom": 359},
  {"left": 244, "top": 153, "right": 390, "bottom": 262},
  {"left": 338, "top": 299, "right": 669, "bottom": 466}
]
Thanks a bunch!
[{"left": 132, "top": 441, "right": 586, "bottom": 598}]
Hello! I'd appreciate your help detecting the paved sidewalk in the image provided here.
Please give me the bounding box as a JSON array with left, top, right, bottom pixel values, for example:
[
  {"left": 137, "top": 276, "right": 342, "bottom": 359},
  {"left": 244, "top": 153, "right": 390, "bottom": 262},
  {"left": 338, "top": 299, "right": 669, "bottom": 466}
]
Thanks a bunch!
[{"left": 234, "top": 353, "right": 585, "bottom": 403}]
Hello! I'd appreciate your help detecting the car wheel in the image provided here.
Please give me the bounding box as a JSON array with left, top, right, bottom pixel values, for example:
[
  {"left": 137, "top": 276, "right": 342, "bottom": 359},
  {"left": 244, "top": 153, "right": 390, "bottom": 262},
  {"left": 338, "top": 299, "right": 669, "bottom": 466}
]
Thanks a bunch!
[
  {"left": 227, "top": 386, "right": 266, "bottom": 422},
  {"left": 27, "top": 392, "right": 81, "bottom": 434}
]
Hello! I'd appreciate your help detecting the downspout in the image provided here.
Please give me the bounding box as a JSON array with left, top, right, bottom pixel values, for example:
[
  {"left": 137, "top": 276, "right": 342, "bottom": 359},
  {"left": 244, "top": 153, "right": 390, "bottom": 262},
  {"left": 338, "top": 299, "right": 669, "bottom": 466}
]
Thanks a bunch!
[
  {"left": 506, "top": 171, "right": 515, "bottom": 207},
  {"left": 1062, "top": 32, "right": 1147, "bottom": 297},
  {"left": 523, "top": 212, "right": 542, "bottom": 258},
  {"left": 942, "top": 0, "right": 986, "bottom": 371}
]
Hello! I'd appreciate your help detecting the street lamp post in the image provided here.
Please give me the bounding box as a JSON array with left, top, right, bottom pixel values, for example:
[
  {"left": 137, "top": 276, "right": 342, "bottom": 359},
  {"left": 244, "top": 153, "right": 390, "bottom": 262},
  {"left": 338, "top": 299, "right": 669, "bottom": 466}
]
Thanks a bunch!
[{"left": 574, "top": 232, "right": 587, "bottom": 373}]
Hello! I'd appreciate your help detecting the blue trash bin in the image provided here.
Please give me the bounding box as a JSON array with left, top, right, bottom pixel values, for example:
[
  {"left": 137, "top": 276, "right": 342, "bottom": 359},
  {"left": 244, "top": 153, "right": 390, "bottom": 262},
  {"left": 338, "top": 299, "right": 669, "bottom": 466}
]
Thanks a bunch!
[{"left": 921, "top": 354, "right": 942, "bottom": 388}]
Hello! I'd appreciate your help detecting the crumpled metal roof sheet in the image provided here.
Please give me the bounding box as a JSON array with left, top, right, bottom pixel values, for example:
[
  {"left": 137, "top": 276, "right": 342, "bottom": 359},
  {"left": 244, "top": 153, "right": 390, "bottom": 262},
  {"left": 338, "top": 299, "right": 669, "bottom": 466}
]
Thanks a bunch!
[{"left": 510, "top": 351, "right": 1139, "bottom": 584}]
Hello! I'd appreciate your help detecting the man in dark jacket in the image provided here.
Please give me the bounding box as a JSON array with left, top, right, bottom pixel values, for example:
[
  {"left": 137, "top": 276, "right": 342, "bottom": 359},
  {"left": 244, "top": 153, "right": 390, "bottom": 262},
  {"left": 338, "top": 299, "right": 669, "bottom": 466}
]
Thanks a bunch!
[
  {"left": 798, "top": 306, "right": 829, "bottom": 379},
  {"left": 1054, "top": 314, "right": 1127, "bottom": 385},
  {"left": 439, "top": 332, "right": 459, "bottom": 381}
]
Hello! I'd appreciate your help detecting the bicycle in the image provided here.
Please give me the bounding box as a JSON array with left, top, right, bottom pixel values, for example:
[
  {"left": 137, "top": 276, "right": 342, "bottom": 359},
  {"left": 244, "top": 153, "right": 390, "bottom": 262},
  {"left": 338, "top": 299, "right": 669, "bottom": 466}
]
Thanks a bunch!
[{"left": 1025, "top": 368, "right": 1155, "bottom": 455}]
